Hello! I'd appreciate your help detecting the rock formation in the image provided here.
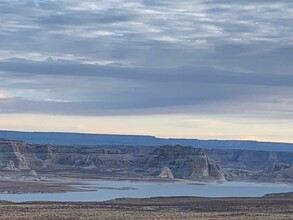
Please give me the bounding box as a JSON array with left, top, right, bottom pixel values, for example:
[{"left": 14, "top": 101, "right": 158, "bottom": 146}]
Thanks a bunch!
[
  {"left": 145, "top": 145, "right": 225, "bottom": 181},
  {"left": 263, "top": 163, "right": 293, "bottom": 181},
  {"left": 28, "top": 170, "right": 38, "bottom": 177},
  {"left": 158, "top": 166, "right": 174, "bottom": 179},
  {"left": 4, "top": 160, "right": 20, "bottom": 171},
  {"left": 0, "top": 139, "right": 292, "bottom": 183}
]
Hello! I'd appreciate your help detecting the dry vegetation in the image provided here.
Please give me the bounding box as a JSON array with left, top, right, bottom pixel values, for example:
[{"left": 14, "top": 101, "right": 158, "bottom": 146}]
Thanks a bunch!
[{"left": 0, "top": 194, "right": 292, "bottom": 220}]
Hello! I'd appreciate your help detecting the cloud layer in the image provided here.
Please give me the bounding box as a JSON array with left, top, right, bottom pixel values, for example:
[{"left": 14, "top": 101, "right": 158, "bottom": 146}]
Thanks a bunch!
[{"left": 0, "top": 0, "right": 292, "bottom": 122}]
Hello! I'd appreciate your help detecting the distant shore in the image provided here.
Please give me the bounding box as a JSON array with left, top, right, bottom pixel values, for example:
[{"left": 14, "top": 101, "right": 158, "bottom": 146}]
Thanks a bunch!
[
  {"left": 0, "top": 176, "right": 291, "bottom": 195},
  {"left": 0, "top": 176, "right": 203, "bottom": 194}
]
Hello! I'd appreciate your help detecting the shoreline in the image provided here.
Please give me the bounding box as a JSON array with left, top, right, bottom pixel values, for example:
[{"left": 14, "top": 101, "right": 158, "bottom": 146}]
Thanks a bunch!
[{"left": 0, "top": 176, "right": 292, "bottom": 195}]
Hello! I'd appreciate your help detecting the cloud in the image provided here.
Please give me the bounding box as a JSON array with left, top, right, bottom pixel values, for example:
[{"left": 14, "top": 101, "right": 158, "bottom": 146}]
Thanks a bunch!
[
  {"left": 0, "top": 0, "right": 292, "bottom": 121},
  {"left": 0, "top": 92, "right": 7, "bottom": 99},
  {"left": 1, "top": 0, "right": 293, "bottom": 67},
  {"left": 0, "top": 61, "right": 292, "bottom": 119},
  {"left": 1, "top": 60, "right": 293, "bottom": 86}
]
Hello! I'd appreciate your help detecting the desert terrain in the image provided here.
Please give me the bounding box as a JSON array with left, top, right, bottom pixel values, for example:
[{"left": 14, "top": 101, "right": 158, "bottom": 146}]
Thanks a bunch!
[
  {"left": 0, "top": 193, "right": 292, "bottom": 220},
  {"left": 0, "top": 138, "right": 292, "bottom": 219}
]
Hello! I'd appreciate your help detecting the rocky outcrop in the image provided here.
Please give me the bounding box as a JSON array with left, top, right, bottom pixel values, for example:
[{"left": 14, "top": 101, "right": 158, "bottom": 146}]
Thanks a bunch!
[
  {"left": 208, "top": 164, "right": 225, "bottom": 181},
  {"left": 0, "top": 140, "right": 46, "bottom": 171},
  {"left": 279, "top": 166, "right": 293, "bottom": 179},
  {"left": 3, "top": 160, "right": 20, "bottom": 171},
  {"left": 264, "top": 163, "right": 291, "bottom": 173},
  {"left": 145, "top": 145, "right": 225, "bottom": 181},
  {"left": 263, "top": 163, "right": 293, "bottom": 181},
  {"left": 208, "top": 149, "right": 293, "bottom": 183},
  {"left": 158, "top": 166, "right": 174, "bottom": 179},
  {"left": 28, "top": 170, "right": 38, "bottom": 177}
]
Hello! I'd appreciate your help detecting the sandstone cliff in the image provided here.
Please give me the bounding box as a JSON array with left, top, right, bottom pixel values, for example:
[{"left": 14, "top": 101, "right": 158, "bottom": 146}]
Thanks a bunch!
[
  {"left": 0, "top": 139, "right": 292, "bottom": 183},
  {"left": 145, "top": 145, "right": 225, "bottom": 181},
  {"left": 0, "top": 139, "right": 225, "bottom": 181},
  {"left": 208, "top": 149, "right": 293, "bottom": 182}
]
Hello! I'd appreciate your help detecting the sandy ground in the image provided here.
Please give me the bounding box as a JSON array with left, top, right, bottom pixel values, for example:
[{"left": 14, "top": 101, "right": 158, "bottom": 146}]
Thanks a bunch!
[{"left": 0, "top": 194, "right": 292, "bottom": 220}]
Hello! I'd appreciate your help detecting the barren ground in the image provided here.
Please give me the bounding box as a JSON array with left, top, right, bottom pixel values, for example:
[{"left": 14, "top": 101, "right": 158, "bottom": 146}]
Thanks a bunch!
[{"left": 0, "top": 194, "right": 292, "bottom": 220}]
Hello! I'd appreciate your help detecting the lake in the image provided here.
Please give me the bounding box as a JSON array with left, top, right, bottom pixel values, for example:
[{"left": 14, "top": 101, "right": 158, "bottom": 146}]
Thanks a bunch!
[{"left": 0, "top": 181, "right": 292, "bottom": 202}]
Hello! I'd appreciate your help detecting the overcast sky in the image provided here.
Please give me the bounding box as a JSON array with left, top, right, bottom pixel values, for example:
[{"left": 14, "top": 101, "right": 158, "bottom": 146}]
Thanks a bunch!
[{"left": 0, "top": 0, "right": 292, "bottom": 142}]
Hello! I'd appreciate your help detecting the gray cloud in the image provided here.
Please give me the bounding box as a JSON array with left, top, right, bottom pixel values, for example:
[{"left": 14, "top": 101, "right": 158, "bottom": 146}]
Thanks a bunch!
[
  {"left": 1, "top": 60, "right": 292, "bottom": 86},
  {"left": 0, "top": 0, "right": 292, "bottom": 119}
]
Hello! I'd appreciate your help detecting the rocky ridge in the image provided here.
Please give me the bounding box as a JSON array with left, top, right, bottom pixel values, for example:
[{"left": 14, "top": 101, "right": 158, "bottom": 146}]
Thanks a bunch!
[
  {"left": 0, "top": 139, "right": 224, "bottom": 181},
  {"left": 0, "top": 138, "right": 292, "bottom": 183}
]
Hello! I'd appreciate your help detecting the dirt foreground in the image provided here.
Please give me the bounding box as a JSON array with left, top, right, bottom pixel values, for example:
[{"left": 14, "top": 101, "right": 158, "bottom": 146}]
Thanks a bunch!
[{"left": 0, "top": 193, "right": 292, "bottom": 220}]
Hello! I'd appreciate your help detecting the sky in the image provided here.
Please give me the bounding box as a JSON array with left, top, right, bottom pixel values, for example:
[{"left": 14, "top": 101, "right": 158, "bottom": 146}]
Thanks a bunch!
[{"left": 0, "top": 0, "right": 292, "bottom": 142}]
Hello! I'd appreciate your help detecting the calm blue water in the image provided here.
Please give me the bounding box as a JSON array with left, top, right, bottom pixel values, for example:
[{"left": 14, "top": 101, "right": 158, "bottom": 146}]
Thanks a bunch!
[{"left": 0, "top": 181, "right": 292, "bottom": 202}]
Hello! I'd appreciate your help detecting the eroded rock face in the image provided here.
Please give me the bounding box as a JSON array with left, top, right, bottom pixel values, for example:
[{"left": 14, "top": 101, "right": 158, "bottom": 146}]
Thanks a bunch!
[
  {"left": 28, "top": 170, "right": 38, "bottom": 177},
  {"left": 0, "top": 140, "right": 226, "bottom": 182},
  {"left": 208, "top": 149, "right": 293, "bottom": 170},
  {"left": 0, "top": 140, "right": 45, "bottom": 171},
  {"left": 279, "top": 166, "right": 293, "bottom": 179},
  {"left": 145, "top": 145, "right": 225, "bottom": 181},
  {"left": 3, "top": 160, "right": 20, "bottom": 171},
  {"left": 264, "top": 163, "right": 290, "bottom": 173},
  {"left": 190, "top": 155, "right": 209, "bottom": 178},
  {"left": 263, "top": 163, "right": 293, "bottom": 180},
  {"left": 208, "top": 149, "right": 293, "bottom": 182},
  {"left": 1, "top": 139, "right": 291, "bottom": 183},
  {"left": 208, "top": 164, "right": 225, "bottom": 181}
]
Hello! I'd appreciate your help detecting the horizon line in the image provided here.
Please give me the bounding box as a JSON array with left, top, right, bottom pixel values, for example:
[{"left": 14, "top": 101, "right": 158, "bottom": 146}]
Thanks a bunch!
[{"left": 0, "top": 129, "right": 292, "bottom": 145}]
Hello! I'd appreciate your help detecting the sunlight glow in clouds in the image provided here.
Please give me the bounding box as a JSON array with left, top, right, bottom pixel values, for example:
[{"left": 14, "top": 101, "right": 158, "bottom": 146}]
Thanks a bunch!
[{"left": 0, "top": 93, "right": 6, "bottom": 99}]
